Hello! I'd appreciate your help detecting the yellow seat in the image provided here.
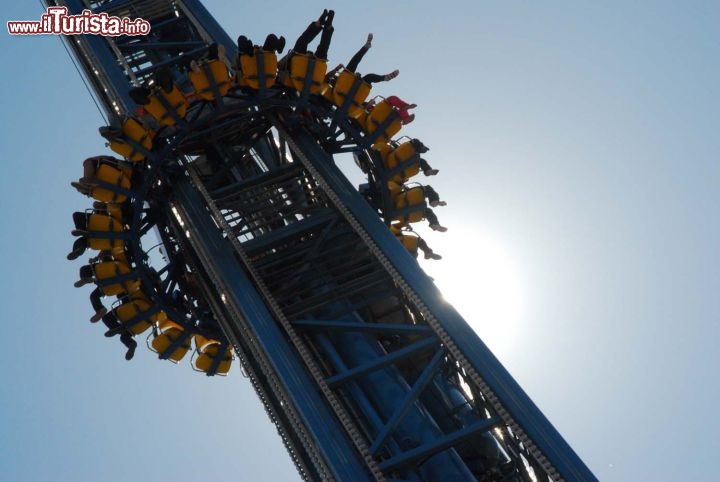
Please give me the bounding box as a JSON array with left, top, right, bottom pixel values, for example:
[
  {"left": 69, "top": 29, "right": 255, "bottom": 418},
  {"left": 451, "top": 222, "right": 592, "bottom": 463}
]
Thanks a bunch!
[
  {"left": 398, "top": 233, "right": 419, "bottom": 254},
  {"left": 150, "top": 320, "right": 193, "bottom": 362},
  {"left": 94, "top": 260, "right": 141, "bottom": 296},
  {"left": 109, "top": 117, "right": 155, "bottom": 162},
  {"left": 189, "top": 59, "right": 231, "bottom": 101},
  {"left": 114, "top": 294, "right": 166, "bottom": 336},
  {"left": 144, "top": 85, "right": 188, "bottom": 126},
  {"left": 283, "top": 53, "right": 327, "bottom": 95},
  {"left": 193, "top": 335, "right": 232, "bottom": 375},
  {"left": 238, "top": 51, "right": 278, "bottom": 90},
  {"left": 90, "top": 163, "right": 132, "bottom": 203},
  {"left": 86, "top": 213, "right": 125, "bottom": 252},
  {"left": 385, "top": 141, "right": 421, "bottom": 183},
  {"left": 391, "top": 183, "right": 426, "bottom": 224},
  {"left": 390, "top": 222, "right": 420, "bottom": 254},
  {"left": 365, "top": 100, "right": 402, "bottom": 147},
  {"left": 373, "top": 143, "right": 393, "bottom": 160},
  {"left": 332, "top": 70, "right": 371, "bottom": 118}
]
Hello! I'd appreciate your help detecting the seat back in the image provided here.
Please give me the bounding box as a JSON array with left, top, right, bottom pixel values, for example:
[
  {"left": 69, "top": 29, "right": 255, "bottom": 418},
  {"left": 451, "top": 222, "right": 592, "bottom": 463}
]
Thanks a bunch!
[
  {"left": 189, "top": 59, "right": 231, "bottom": 101},
  {"left": 373, "top": 143, "right": 393, "bottom": 162},
  {"left": 150, "top": 320, "right": 193, "bottom": 362},
  {"left": 193, "top": 336, "right": 232, "bottom": 375},
  {"left": 365, "top": 100, "right": 402, "bottom": 147},
  {"left": 144, "top": 85, "right": 188, "bottom": 126},
  {"left": 238, "top": 51, "right": 278, "bottom": 90},
  {"left": 332, "top": 70, "right": 371, "bottom": 117},
  {"left": 393, "top": 186, "right": 427, "bottom": 224},
  {"left": 94, "top": 261, "right": 140, "bottom": 296},
  {"left": 87, "top": 214, "right": 125, "bottom": 251},
  {"left": 114, "top": 296, "right": 165, "bottom": 335},
  {"left": 90, "top": 163, "right": 132, "bottom": 203},
  {"left": 284, "top": 53, "right": 327, "bottom": 95},
  {"left": 109, "top": 118, "right": 155, "bottom": 162},
  {"left": 387, "top": 141, "right": 421, "bottom": 182}
]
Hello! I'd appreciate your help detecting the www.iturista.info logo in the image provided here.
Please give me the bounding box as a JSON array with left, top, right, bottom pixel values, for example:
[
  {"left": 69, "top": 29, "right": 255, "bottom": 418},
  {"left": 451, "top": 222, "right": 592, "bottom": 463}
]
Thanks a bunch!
[{"left": 8, "top": 7, "right": 150, "bottom": 36}]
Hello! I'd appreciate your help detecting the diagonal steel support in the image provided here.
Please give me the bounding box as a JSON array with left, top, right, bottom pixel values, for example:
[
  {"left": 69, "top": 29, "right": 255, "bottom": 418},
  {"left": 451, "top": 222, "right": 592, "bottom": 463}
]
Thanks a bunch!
[
  {"left": 370, "top": 347, "right": 447, "bottom": 456},
  {"left": 378, "top": 417, "right": 501, "bottom": 474},
  {"left": 325, "top": 337, "right": 438, "bottom": 389}
]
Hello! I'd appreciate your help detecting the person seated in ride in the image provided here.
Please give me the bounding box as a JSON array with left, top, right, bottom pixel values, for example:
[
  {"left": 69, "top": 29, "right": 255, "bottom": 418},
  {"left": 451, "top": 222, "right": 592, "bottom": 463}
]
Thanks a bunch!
[
  {"left": 67, "top": 210, "right": 127, "bottom": 260},
  {"left": 100, "top": 115, "right": 155, "bottom": 162},
  {"left": 387, "top": 180, "right": 446, "bottom": 206},
  {"left": 99, "top": 311, "right": 138, "bottom": 361},
  {"left": 71, "top": 155, "right": 134, "bottom": 203},
  {"left": 74, "top": 257, "right": 142, "bottom": 323},
  {"left": 88, "top": 247, "right": 129, "bottom": 265},
  {"left": 76, "top": 212, "right": 130, "bottom": 264},
  {"left": 329, "top": 33, "right": 399, "bottom": 87},
  {"left": 421, "top": 206, "right": 447, "bottom": 232},
  {"left": 235, "top": 34, "right": 284, "bottom": 90},
  {"left": 91, "top": 199, "right": 130, "bottom": 223},
  {"left": 237, "top": 33, "right": 286, "bottom": 57},
  {"left": 127, "top": 68, "right": 188, "bottom": 126},
  {"left": 390, "top": 224, "right": 442, "bottom": 260},
  {"left": 292, "top": 9, "right": 334, "bottom": 61},
  {"left": 407, "top": 139, "right": 438, "bottom": 176},
  {"left": 368, "top": 95, "right": 416, "bottom": 125},
  {"left": 281, "top": 9, "right": 334, "bottom": 93},
  {"left": 388, "top": 181, "right": 448, "bottom": 232},
  {"left": 375, "top": 138, "right": 439, "bottom": 182},
  {"left": 188, "top": 43, "right": 232, "bottom": 100},
  {"left": 361, "top": 97, "right": 404, "bottom": 145},
  {"left": 105, "top": 291, "right": 165, "bottom": 339},
  {"left": 419, "top": 184, "right": 446, "bottom": 207}
]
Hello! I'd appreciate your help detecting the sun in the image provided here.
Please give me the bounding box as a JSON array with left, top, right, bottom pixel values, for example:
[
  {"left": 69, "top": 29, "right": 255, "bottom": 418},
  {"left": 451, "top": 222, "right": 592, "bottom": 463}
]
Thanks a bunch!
[{"left": 422, "top": 228, "right": 526, "bottom": 358}]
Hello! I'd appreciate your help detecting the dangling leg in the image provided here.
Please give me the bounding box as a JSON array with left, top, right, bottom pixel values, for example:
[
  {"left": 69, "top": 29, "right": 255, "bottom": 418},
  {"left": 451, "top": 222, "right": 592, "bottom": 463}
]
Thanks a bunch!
[
  {"left": 89, "top": 287, "right": 107, "bottom": 322},
  {"left": 263, "top": 33, "right": 286, "bottom": 53},
  {"left": 424, "top": 186, "right": 446, "bottom": 207},
  {"left": 73, "top": 211, "right": 89, "bottom": 230},
  {"left": 419, "top": 157, "right": 439, "bottom": 176},
  {"left": 418, "top": 237, "right": 442, "bottom": 260},
  {"left": 361, "top": 73, "right": 384, "bottom": 84},
  {"left": 315, "top": 23, "right": 334, "bottom": 60},
  {"left": 362, "top": 69, "right": 399, "bottom": 85},
  {"left": 120, "top": 332, "right": 137, "bottom": 360},
  {"left": 386, "top": 94, "right": 414, "bottom": 110},
  {"left": 237, "top": 35, "right": 254, "bottom": 56},
  {"left": 293, "top": 11, "right": 326, "bottom": 54},
  {"left": 75, "top": 264, "right": 94, "bottom": 287},
  {"left": 67, "top": 236, "right": 88, "bottom": 260},
  {"left": 346, "top": 33, "right": 373, "bottom": 73},
  {"left": 425, "top": 208, "right": 447, "bottom": 232},
  {"left": 101, "top": 311, "right": 120, "bottom": 334}
]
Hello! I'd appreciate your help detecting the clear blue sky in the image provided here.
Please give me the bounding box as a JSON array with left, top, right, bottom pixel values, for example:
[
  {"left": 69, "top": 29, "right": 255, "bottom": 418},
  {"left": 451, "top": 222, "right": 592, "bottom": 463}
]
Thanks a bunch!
[{"left": 2, "top": 1, "right": 718, "bottom": 481}]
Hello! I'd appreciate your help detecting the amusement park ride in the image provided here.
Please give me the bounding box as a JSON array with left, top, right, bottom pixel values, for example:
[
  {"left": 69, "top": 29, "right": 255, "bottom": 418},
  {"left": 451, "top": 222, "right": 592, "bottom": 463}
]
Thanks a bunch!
[{"left": 51, "top": 0, "right": 597, "bottom": 480}]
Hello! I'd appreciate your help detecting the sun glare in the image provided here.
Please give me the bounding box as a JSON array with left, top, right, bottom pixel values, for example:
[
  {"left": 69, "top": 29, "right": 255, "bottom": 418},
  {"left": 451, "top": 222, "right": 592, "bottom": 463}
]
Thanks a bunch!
[{"left": 423, "top": 228, "right": 525, "bottom": 357}]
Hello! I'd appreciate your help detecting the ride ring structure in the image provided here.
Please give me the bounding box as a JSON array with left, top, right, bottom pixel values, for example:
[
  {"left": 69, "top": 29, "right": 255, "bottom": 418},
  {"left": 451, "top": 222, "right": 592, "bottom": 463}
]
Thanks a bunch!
[{"left": 56, "top": 1, "right": 596, "bottom": 481}]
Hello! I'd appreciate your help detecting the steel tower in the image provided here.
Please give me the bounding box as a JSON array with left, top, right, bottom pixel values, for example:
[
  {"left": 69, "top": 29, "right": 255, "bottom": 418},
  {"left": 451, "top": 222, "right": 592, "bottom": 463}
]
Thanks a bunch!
[{"left": 52, "top": 1, "right": 597, "bottom": 480}]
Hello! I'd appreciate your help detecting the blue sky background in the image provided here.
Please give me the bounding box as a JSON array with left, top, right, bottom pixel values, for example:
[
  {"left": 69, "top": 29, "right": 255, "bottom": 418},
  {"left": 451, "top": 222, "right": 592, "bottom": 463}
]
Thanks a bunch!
[{"left": 2, "top": 1, "right": 718, "bottom": 480}]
